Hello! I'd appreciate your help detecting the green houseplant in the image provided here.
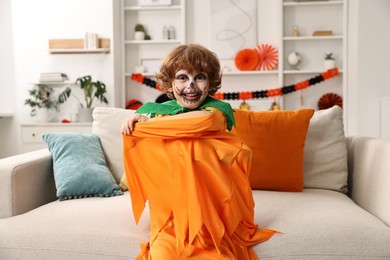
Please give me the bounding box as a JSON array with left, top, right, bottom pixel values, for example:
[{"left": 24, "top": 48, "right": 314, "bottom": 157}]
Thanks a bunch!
[
  {"left": 324, "top": 53, "right": 336, "bottom": 70},
  {"left": 75, "top": 75, "right": 108, "bottom": 122},
  {"left": 25, "top": 85, "right": 71, "bottom": 122},
  {"left": 134, "top": 23, "right": 146, "bottom": 40}
]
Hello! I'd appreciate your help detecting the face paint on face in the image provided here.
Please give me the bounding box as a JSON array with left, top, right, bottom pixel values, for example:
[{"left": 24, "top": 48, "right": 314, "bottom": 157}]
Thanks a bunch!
[{"left": 172, "top": 69, "right": 210, "bottom": 109}]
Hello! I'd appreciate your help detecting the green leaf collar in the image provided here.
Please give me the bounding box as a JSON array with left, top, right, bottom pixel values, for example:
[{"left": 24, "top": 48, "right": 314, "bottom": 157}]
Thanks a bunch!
[{"left": 136, "top": 96, "right": 235, "bottom": 131}]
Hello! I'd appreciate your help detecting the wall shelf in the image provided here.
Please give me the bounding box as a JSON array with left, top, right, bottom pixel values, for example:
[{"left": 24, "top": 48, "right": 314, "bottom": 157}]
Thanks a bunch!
[
  {"left": 0, "top": 113, "right": 13, "bottom": 118},
  {"left": 48, "top": 38, "right": 110, "bottom": 54},
  {"left": 30, "top": 81, "right": 77, "bottom": 86},
  {"left": 124, "top": 5, "right": 181, "bottom": 11}
]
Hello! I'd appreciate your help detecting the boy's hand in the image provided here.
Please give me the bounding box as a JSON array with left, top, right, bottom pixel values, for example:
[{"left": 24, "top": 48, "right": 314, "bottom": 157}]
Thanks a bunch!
[{"left": 121, "top": 114, "right": 150, "bottom": 135}]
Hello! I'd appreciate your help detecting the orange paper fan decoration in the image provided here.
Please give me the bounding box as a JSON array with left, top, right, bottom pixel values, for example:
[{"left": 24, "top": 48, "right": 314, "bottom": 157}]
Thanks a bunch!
[
  {"left": 255, "top": 44, "right": 278, "bottom": 71},
  {"left": 318, "top": 93, "right": 343, "bottom": 110},
  {"left": 234, "top": 48, "right": 260, "bottom": 71}
]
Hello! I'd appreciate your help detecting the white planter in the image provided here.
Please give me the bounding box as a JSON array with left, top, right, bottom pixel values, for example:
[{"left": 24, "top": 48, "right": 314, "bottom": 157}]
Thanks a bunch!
[
  {"left": 324, "top": 59, "right": 336, "bottom": 70},
  {"left": 78, "top": 108, "right": 93, "bottom": 122},
  {"left": 35, "top": 109, "right": 50, "bottom": 123},
  {"left": 134, "top": 31, "right": 145, "bottom": 41}
]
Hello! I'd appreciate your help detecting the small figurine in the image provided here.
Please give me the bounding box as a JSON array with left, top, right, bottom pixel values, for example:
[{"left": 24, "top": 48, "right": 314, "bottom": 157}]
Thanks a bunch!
[{"left": 292, "top": 25, "right": 300, "bottom": 37}]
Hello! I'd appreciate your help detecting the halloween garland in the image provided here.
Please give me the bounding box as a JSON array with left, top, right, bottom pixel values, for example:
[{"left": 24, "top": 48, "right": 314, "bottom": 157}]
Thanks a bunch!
[{"left": 130, "top": 68, "right": 340, "bottom": 101}]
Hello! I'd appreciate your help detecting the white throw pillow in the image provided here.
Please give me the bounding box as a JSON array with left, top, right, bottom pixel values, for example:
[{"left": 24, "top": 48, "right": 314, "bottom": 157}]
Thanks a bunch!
[
  {"left": 92, "top": 107, "right": 135, "bottom": 183},
  {"left": 303, "top": 106, "right": 348, "bottom": 193}
]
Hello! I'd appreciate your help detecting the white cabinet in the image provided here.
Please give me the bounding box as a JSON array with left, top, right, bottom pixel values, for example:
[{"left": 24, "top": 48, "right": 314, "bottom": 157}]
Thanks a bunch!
[
  {"left": 281, "top": 0, "right": 347, "bottom": 110},
  {"left": 121, "top": 0, "right": 186, "bottom": 107},
  {"left": 21, "top": 123, "right": 92, "bottom": 152}
]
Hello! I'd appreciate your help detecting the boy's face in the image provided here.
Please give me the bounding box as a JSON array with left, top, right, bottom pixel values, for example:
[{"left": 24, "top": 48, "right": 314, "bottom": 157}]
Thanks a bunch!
[{"left": 170, "top": 69, "right": 210, "bottom": 109}]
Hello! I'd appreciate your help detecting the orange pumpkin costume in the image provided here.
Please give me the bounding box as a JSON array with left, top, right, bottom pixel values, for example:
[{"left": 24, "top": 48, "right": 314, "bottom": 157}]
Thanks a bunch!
[{"left": 123, "top": 107, "right": 277, "bottom": 259}]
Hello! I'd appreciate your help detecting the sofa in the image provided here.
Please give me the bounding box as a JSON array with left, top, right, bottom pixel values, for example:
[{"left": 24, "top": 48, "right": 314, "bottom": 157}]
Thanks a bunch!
[{"left": 1, "top": 106, "right": 390, "bottom": 259}]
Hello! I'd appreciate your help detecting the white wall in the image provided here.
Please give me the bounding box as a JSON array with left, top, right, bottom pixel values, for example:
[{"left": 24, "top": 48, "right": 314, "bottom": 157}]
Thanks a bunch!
[
  {"left": 1, "top": 0, "right": 390, "bottom": 158},
  {"left": 0, "top": 0, "right": 117, "bottom": 157},
  {"left": 0, "top": 0, "right": 16, "bottom": 157},
  {"left": 347, "top": 0, "right": 390, "bottom": 137}
]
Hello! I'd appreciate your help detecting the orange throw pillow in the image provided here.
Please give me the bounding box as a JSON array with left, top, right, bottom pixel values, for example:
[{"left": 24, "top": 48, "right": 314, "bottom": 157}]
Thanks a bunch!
[{"left": 232, "top": 109, "right": 314, "bottom": 191}]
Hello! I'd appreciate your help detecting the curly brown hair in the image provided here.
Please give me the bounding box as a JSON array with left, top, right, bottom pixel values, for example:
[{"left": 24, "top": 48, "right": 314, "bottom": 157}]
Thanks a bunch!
[{"left": 155, "top": 44, "right": 222, "bottom": 99}]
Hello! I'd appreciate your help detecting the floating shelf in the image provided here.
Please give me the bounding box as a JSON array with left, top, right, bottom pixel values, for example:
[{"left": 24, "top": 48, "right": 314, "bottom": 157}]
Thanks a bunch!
[
  {"left": 0, "top": 113, "right": 13, "bottom": 118},
  {"left": 30, "top": 81, "right": 78, "bottom": 86},
  {"left": 124, "top": 5, "right": 181, "bottom": 11},
  {"left": 48, "top": 38, "right": 110, "bottom": 54}
]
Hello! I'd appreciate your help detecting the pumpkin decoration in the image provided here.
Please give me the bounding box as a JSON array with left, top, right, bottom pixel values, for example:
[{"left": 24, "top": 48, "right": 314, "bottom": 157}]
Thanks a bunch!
[
  {"left": 317, "top": 93, "right": 343, "bottom": 110},
  {"left": 239, "top": 101, "right": 250, "bottom": 110},
  {"left": 234, "top": 48, "right": 260, "bottom": 71},
  {"left": 255, "top": 44, "right": 278, "bottom": 71},
  {"left": 126, "top": 99, "right": 143, "bottom": 110}
]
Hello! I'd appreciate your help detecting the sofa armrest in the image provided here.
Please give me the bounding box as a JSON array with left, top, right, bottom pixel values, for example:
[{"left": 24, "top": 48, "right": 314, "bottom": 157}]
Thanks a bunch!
[
  {"left": 0, "top": 149, "right": 57, "bottom": 218},
  {"left": 347, "top": 136, "right": 390, "bottom": 226}
]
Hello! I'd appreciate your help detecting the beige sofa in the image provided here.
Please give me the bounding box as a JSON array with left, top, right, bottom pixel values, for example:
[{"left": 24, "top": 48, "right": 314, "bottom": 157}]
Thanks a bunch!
[{"left": 1, "top": 106, "right": 390, "bottom": 259}]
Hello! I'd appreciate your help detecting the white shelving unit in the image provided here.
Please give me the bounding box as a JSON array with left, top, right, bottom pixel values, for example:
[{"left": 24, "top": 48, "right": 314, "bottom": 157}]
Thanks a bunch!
[
  {"left": 117, "top": 0, "right": 346, "bottom": 111},
  {"left": 281, "top": 0, "right": 347, "bottom": 110},
  {"left": 120, "top": 0, "right": 186, "bottom": 107}
]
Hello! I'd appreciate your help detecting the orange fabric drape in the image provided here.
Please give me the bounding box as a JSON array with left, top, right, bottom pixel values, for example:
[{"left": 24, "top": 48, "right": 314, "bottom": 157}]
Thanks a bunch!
[{"left": 123, "top": 109, "right": 277, "bottom": 259}]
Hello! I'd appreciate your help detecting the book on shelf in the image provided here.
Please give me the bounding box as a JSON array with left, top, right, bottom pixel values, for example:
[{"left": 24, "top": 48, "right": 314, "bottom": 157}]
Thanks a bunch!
[{"left": 39, "top": 72, "right": 68, "bottom": 82}]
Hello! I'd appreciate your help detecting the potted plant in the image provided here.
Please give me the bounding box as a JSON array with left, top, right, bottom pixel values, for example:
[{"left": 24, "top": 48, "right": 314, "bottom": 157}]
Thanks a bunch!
[
  {"left": 134, "top": 23, "right": 146, "bottom": 40},
  {"left": 25, "top": 85, "right": 71, "bottom": 122},
  {"left": 75, "top": 75, "right": 108, "bottom": 122},
  {"left": 324, "top": 53, "right": 336, "bottom": 70}
]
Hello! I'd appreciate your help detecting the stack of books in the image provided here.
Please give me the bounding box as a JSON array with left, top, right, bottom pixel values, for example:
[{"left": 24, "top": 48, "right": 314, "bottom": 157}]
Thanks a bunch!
[{"left": 39, "top": 72, "right": 68, "bottom": 83}]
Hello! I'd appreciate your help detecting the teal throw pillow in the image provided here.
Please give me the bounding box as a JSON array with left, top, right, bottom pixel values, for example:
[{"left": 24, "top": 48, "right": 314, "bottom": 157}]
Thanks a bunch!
[{"left": 43, "top": 133, "right": 123, "bottom": 201}]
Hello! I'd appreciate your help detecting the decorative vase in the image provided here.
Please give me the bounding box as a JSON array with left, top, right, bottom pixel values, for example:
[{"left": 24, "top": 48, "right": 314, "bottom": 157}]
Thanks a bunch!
[
  {"left": 78, "top": 108, "right": 93, "bottom": 122},
  {"left": 324, "top": 59, "right": 336, "bottom": 70},
  {"left": 287, "top": 51, "right": 302, "bottom": 70},
  {"left": 134, "top": 31, "right": 145, "bottom": 41}
]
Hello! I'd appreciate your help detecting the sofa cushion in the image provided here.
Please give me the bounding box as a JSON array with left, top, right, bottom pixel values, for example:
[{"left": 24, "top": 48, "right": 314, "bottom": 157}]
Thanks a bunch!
[
  {"left": 0, "top": 192, "right": 150, "bottom": 259},
  {"left": 92, "top": 107, "right": 136, "bottom": 183},
  {"left": 252, "top": 189, "right": 390, "bottom": 259},
  {"left": 304, "top": 105, "right": 348, "bottom": 193},
  {"left": 43, "top": 133, "right": 123, "bottom": 200},
  {"left": 1, "top": 190, "right": 390, "bottom": 259},
  {"left": 232, "top": 109, "right": 314, "bottom": 191}
]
